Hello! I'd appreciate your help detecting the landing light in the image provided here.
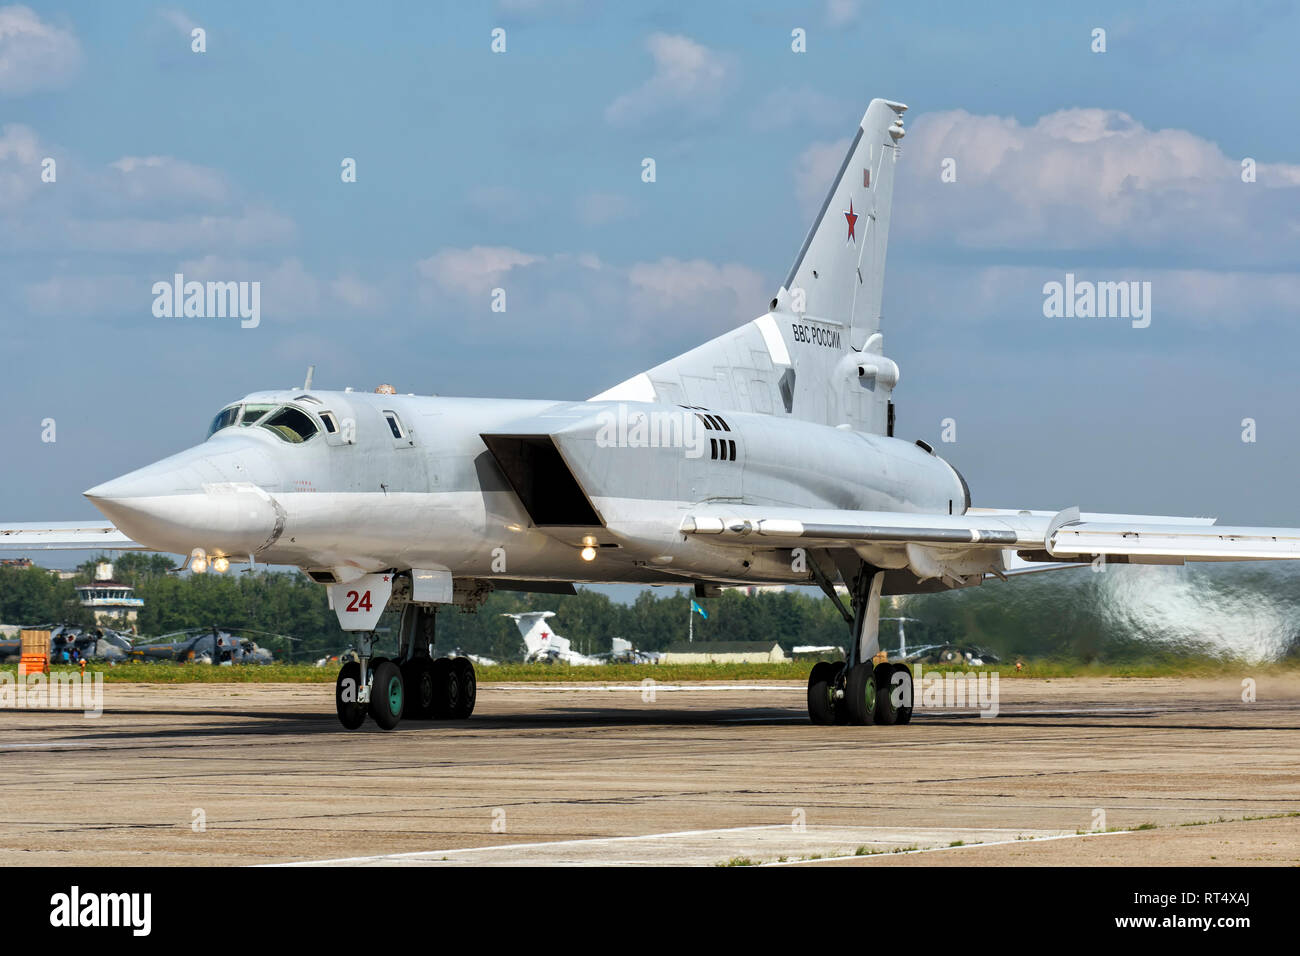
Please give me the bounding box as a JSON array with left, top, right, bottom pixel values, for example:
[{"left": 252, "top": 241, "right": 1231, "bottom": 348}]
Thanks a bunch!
[
  {"left": 580, "top": 546, "right": 597, "bottom": 562},
  {"left": 212, "top": 556, "right": 230, "bottom": 574},
  {"left": 190, "top": 548, "right": 208, "bottom": 574}
]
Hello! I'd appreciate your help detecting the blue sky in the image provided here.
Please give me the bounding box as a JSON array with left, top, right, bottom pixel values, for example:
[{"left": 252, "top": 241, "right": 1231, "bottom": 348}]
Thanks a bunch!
[{"left": 4, "top": 0, "right": 1300, "bottom": 546}]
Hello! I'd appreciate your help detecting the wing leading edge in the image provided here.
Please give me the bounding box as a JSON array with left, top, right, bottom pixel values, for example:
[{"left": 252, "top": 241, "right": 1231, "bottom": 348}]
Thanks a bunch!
[{"left": 0, "top": 521, "right": 148, "bottom": 551}]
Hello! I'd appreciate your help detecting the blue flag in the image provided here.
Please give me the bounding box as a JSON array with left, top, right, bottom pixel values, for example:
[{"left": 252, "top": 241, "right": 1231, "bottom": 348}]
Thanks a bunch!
[{"left": 690, "top": 600, "right": 708, "bottom": 619}]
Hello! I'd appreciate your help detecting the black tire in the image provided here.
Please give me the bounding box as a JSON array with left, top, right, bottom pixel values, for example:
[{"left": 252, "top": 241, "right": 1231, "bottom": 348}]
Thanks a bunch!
[
  {"left": 335, "top": 662, "right": 366, "bottom": 730},
  {"left": 827, "top": 662, "right": 848, "bottom": 724},
  {"left": 429, "top": 657, "right": 454, "bottom": 718},
  {"left": 845, "top": 662, "right": 876, "bottom": 725},
  {"left": 451, "top": 657, "right": 476, "bottom": 719},
  {"left": 893, "top": 663, "right": 914, "bottom": 724},
  {"left": 368, "top": 660, "right": 404, "bottom": 730},
  {"left": 807, "top": 661, "right": 835, "bottom": 725},
  {"left": 402, "top": 658, "right": 435, "bottom": 719},
  {"left": 874, "top": 662, "right": 900, "bottom": 725}
]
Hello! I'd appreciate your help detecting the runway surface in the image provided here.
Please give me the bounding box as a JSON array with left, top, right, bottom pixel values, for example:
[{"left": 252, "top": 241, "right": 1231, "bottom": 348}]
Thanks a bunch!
[{"left": 1, "top": 676, "right": 1298, "bottom": 866}]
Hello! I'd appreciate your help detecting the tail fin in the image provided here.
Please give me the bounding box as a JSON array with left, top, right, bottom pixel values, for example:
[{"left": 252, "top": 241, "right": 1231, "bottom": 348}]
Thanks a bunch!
[
  {"left": 777, "top": 99, "right": 906, "bottom": 344},
  {"left": 503, "top": 611, "right": 559, "bottom": 658},
  {"left": 591, "top": 98, "right": 907, "bottom": 434}
]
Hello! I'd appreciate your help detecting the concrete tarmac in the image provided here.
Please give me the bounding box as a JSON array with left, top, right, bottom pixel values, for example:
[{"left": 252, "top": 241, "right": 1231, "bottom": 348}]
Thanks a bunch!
[{"left": 0, "top": 676, "right": 1297, "bottom": 866}]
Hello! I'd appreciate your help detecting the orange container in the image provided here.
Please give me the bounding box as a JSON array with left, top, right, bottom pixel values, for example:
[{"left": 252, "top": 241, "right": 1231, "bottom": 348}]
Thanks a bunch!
[
  {"left": 18, "top": 630, "right": 49, "bottom": 676},
  {"left": 18, "top": 653, "right": 48, "bottom": 677}
]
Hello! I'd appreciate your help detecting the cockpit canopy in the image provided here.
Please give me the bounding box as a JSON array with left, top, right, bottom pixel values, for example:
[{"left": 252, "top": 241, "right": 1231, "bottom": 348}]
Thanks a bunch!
[{"left": 207, "top": 402, "right": 319, "bottom": 443}]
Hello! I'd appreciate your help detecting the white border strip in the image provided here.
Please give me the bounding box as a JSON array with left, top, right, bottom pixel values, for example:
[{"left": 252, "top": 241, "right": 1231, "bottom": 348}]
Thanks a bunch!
[{"left": 262, "top": 824, "right": 791, "bottom": 867}]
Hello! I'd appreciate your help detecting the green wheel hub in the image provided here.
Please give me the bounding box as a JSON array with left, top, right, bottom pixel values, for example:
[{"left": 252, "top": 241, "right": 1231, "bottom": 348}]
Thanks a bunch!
[
  {"left": 861, "top": 677, "right": 876, "bottom": 712},
  {"left": 386, "top": 675, "right": 403, "bottom": 712}
]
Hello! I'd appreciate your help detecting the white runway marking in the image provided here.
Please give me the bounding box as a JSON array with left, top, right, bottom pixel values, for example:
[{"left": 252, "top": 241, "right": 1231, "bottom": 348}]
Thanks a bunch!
[{"left": 265, "top": 824, "right": 1125, "bottom": 867}]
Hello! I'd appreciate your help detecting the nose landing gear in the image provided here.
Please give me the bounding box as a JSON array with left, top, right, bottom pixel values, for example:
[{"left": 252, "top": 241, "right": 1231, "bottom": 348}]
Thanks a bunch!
[
  {"left": 335, "top": 661, "right": 366, "bottom": 730},
  {"left": 333, "top": 603, "right": 478, "bottom": 730}
]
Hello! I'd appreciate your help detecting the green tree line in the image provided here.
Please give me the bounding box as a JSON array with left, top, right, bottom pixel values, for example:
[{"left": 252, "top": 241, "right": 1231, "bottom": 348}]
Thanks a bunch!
[{"left": 4, "top": 556, "right": 1298, "bottom": 663}]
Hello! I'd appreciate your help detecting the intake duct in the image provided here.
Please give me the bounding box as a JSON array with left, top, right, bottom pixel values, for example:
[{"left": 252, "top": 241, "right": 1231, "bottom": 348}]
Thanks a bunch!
[{"left": 480, "top": 434, "right": 602, "bottom": 527}]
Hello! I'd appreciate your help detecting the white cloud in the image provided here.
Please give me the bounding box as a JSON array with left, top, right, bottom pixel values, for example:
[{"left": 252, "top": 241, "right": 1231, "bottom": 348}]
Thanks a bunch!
[
  {"left": 825, "top": 0, "right": 860, "bottom": 26},
  {"left": 176, "top": 255, "right": 384, "bottom": 320},
  {"left": 793, "top": 137, "right": 849, "bottom": 215},
  {"left": 44, "top": 206, "right": 296, "bottom": 254},
  {"left": 897, "top": 107, "right": 1300, "bottom": 263},
  {"left": 0, "top": 122, "right": 40, "bottom": 207},
  {"left": 108, "top": 156, "right": 230, "bottom": 205},
  {"left": 891, "top": 262, "right": 1300, "bottom": 329},
  {"left": 23, "top": 257, "right": 383, "bottom": 322},
  {"left": 464, "top": 184, "right": 535, "bottom": 223},
  {"left": 415, "top": 246, "right": 765, "bottom": 344},
  {"left": 0, "top": 5, "right": 82, "bottom": 95},
  {"left": 24, "top": 274, "right": 139, "bottom": 316},
  {"left": 605, "top": 33, "right": 736, "bottom": 127},
  {"left": 575, "top": 191, "right": 633, "bottom": 226},
  {"left": 329, "top": 273, "right": 383, "bottom": 311},
  {"left": 749, "top": 86, "right": 848, "bottom": 132},
  {"left": 0, "top": 125, "right": 297, "bottom": 252},
  {"left": 416, "top": 245, "right": 544, "bottom": 298},
  {"left": 626, "top": 258, "right": 765, "bottom": 325},
  {"left": 159, "top": 8, "right": 199, "bottom": 37}
]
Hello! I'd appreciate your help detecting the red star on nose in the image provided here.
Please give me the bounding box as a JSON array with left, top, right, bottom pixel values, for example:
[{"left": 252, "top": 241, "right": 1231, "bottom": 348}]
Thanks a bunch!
[{"left": 844, "top": 200, "right": 858, "bottom": 242}]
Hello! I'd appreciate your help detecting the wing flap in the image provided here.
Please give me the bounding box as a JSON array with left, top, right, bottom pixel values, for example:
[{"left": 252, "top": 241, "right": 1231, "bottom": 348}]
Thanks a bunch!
[
  {"left": 681, "top": 504, "right": 1300, "bottom": 563},
  {"left": 1051, "top": 522, "right": 1300, "bottom": 561}
]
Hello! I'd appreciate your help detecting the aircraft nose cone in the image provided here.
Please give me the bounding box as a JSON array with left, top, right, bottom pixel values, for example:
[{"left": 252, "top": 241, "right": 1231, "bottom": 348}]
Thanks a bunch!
[
  {"left": 84, "top": 444, "right": 283, "bottom": 557},
  {"left": 84, "top": 472, "right": 157, "bottom": 501}
]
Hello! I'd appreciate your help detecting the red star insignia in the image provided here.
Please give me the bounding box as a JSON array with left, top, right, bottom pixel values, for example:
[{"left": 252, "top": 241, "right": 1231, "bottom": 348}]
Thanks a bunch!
[{"left": 845, "top": 200, "right": 858, "bottom": 242}]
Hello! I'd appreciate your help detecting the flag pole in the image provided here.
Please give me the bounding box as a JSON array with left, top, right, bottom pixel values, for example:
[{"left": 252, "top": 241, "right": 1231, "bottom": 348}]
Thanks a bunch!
[{"left": 688, "top": 597, "right": 693, "bottom": 643}]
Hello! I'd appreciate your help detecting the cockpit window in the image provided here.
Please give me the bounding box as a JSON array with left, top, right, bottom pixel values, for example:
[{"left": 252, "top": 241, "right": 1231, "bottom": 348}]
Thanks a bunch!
[
  {"left": 239, "top": 404, "right": 276, "bottom": 425},
  {"left": 205, "top": 405, "right": 241, "bottom": 439},
  {"left": 260, "top": 406, "right": 319, "bottom": 443},
  {"left": 208, "top": 402, "right": 286, "bottom": 439},
  {"left": 207, "top": 406, "right": 241, "bottom": 438}
]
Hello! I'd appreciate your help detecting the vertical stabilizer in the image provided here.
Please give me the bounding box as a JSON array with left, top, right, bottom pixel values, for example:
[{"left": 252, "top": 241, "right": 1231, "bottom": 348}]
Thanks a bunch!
[
  {"left": 776, "top": 98, "right": 906, "bottom": 348},
  {"left": 591, "top": 98, "right": 908, "bottom": 434}
]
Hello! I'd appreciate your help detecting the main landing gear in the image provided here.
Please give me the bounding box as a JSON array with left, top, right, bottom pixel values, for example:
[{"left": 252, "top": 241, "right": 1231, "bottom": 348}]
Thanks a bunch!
[
  {"left": 806, "top": 564, "right": 914, "bottom": 726},
  {"left": 335, "top": 603, "right": 477, "bottom": 730},
  {"left": 807, "top": 659, "right": 913, "bottom": 726}
]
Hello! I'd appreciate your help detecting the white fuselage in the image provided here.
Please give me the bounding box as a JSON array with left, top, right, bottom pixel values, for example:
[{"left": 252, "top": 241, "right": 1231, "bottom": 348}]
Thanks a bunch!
[{"left": 84, "top": 389, "right": 967, "bottom": 589}]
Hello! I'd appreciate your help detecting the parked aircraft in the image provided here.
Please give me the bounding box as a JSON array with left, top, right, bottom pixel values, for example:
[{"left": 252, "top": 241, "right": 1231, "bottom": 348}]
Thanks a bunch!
[
  {"left": 126, "top": 626, "right": 276, "bottom": 664},
  {"left": 505, "top": 611, "right": 603, "bottom": 665},
  {"left": 0, "top": 624, "right": 132, "bottom": 663},
  {"left": 7, "top": 98, "right": 1300, "bottom": 730}
]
